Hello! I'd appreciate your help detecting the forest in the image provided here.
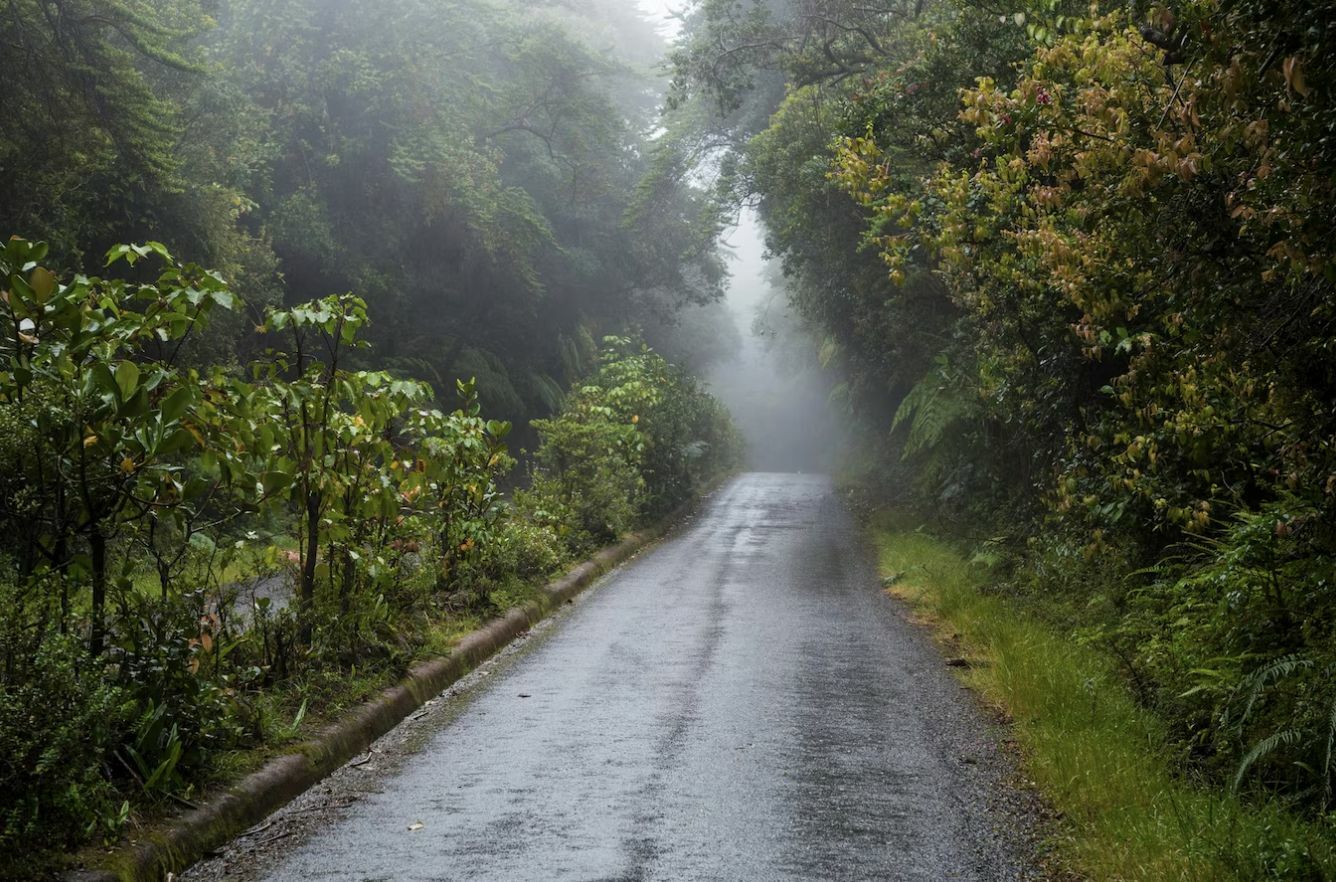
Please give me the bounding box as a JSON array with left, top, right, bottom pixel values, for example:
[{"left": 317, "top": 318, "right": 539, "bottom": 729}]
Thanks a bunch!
[
  {"left": 666, "top": 0, "right": 1336, "bottom": 874},
  {"left": 0, "top": 0, "right": 742, "bottom": 874},
  {"left": 4, "top": 0, "right": 1336, "bottom": 877}
]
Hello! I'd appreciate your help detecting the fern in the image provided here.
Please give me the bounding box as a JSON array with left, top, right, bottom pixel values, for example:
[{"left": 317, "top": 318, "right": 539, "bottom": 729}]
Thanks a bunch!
[
  {"left": 892, "top": 355, "right": 974, "bottom": 459},
  {"left": 529, "top": 371, "right": 566, "bottom": 413},
  {"left": 1229, "top": 652, "right": 1336, "bottom": 806},
  {"left": 1235, "top": 654, "right": 1315, "bottom": 725},
  {"left": 1233, "top": 728, "right": 1304, "bottom": 793}
]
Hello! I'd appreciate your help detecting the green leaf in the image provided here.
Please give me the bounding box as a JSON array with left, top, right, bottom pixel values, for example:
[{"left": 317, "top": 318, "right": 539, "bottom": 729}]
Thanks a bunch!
[
  {"left": 160, "top": 386, "right": 194, "bottom": 424},
  {"left": 29, "top": 267, "right": 57, "bottom": 302},
  {"left": 262, "top": 467, "right": 294, "bottom": 496},
  {"left": 115, "top": 361, "right": 141, "bottom": 401},
  {"left": 105, "top": 244, "right": 135, "bottom": 266},
  {"left": 142, "top": 241, "right": 172, "bottom": 261},
  {"left": 9, "top": 273, "right": 33, "bottom": 302},
  {"left": 91, "top": 363, "right": 119, "bottom": 398},
  {"left": 159, "top": 427, "right": 197, "bottom": 455},
  {"left": 120, "top": 387, "right": 150, "bottom": 419}
]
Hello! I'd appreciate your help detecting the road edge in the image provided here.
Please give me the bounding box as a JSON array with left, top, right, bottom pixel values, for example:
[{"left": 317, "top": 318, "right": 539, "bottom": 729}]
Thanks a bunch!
[{"left": 68, "top": 488, "right": 718, "bottom": 882}]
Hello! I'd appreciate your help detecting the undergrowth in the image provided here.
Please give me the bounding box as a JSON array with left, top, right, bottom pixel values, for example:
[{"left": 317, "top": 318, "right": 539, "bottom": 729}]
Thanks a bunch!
[{"left": 873, "top": 514, "right": 1336, "bottom": 881}]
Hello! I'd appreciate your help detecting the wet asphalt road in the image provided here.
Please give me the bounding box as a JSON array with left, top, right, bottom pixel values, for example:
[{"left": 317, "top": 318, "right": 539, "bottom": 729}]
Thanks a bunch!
[{"left": 237, "top": 473, "right": 1033, "bottom": 882}]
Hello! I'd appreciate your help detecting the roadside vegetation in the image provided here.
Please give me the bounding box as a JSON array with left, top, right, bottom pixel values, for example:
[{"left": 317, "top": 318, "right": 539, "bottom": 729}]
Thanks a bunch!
[
  {"left": 668, "top": 0, "right": 1336, "bottom": 875},
  {"left": 0, "top": 236, "right": 739, "bottom": 875},
  {"left": 0, "top": 0, "right": 744, "bottom": 875},
  {"left": 875, "top": 516, "right": 1335, "bottom": 880}
]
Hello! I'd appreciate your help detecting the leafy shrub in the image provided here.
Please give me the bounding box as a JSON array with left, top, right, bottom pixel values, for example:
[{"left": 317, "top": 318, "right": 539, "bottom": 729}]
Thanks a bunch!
[
  {"left": 529, "top": 354, "right": 647, "bottom": 548},
  {"left": 592, "top": 339, "right": 741, "bottom": 516},
  {"left": 400, "top": 379, "right": 515, "bottom": 598},
  {"left": 529, "top": 338, "right": 742, "bottom": 551},
  {"left": 0, "top": 241, "right": 739, "bottom": 872},
  {"left": 1112, "top": 501, "right": 1336, "bottom": 808},
  {"left": 769, "top": 0, "right": 1336, "bottom": 820},
  {"left": 110, "top": 591, "right": 250, "bottom": 791},
  {"left": 478, "top": 516, "right": 567, "bottom": 587},
  {"left": 527, "top": 418, "right": 643, "bottom": 550},
  {"left": 460, "top": 515, "right": 567, "bottom": 613},
  {"left": 0, "top": 583, "right": 127, "bottom": 870}
]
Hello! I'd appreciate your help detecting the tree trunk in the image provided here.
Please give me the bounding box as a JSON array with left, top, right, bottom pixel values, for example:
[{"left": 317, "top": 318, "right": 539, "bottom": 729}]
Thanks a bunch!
[
  {"left": 54, "top": 534, "right": 69, "bottom": 635},
  {"left": 89, "top": 527, "right": 107, "bottom": 657},
  {"left": 299, "top": 490, "right": 320, "bottom": 644},
  {"left": 339, "top": 546, "right": 355, "bottom": 616}
]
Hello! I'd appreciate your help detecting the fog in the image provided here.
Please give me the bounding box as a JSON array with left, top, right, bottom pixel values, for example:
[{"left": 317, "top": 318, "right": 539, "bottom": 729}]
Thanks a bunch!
[
  {"left": 707, "top": 211, "right": 847, "bottom": 473},
  {"left": 636, "top": 0, "right": 682, "bottom": 38}
]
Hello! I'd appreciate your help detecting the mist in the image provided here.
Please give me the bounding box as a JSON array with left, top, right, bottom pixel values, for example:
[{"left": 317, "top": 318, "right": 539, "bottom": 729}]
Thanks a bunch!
[{"left": 707, "top": 211, "right": 848, "bottom": 473}]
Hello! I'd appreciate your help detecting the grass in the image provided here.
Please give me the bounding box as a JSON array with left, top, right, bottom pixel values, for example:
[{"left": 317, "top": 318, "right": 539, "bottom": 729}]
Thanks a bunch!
[{"left": 872, "top": 514, "right": 1336, "bottom": 882}]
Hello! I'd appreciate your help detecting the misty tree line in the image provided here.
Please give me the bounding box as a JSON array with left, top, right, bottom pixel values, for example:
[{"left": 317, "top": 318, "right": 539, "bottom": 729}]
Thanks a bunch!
[
  {"left": 1, "top": 0, "right": 730, "bottom": 421},
  {"left": 0, "top": 0, "right": 746, "bottom": 873}
]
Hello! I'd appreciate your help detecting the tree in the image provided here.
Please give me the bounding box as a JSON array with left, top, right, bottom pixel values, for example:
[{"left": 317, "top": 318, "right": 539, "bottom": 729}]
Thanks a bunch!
[
  {"left": 0, "top": 237, "right": 237, "bottom": 654},
  {"left": 0, "top": 0, "right": 211, "bottom": 259}
]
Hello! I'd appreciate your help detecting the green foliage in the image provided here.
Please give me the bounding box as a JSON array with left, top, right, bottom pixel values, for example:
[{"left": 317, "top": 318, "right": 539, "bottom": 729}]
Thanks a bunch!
[
  {"left": 1104, "top": 500, "right": 1336, "bottom": 811},
  {"left": 188, "top": 0, "right": 729, "bottom": 424},
  {"left": 0, "top": 0, "right": 740, "bottom": 868},
  {"left": 111, "top": 590, "right": 250, "bottom": 787},
  {"left": 476, "top": 517, "right": 569, "bottom": 613},
  {"left": 484, "top": 518, "right": 566, "bottom": 586},
  {"left": 674, "top": 0, "right": 1336, "bottom": 831},
  {"left": 401, "top": 380, "right": 516, "bottom": 603},
  {"left": 835, "top": 0, "right": 1336, "bottom": 815},
  {"left": 528, "top": 363, "right": 648, "bottom": 546},
  {"left": 875, "top": 520, "right": 1336, "bottom": 881},
  {"left": 529, "top": 338, "right": 743, "bottom": 550},
  {"left": 1, "top": 0, "right": 731, "bottom": 427},
  {"left": 891, "top": 355, "right": 975, "bottom": 459},
  {"left": 0, "top": 0, "right": 212, "bottom": 258},
  {"left": 0, "top": 579, "right": 127, "bottom": 869},
  {"left": 0, "top": 237, "right": 240, "bottom": 656},
  {"left": 247, "top": 294, "right": 422, "bottom": 639}
]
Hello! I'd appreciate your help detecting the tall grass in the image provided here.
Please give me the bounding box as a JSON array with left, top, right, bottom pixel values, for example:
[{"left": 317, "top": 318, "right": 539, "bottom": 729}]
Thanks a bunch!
[{"left": 874, "top": 522, "right": 1336, "bottom": 881}]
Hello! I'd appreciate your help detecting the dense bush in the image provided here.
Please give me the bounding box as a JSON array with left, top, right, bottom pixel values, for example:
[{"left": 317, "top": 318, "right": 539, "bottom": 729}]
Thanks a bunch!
[
  {"left": 0, "top": 0, "right": 740, "bottom": 869},
  {"left": 0, "top": 581, "right": 127, "bottom": 871},
  {"left": 528, "top": 339, "right": 743, "bottom": 551},
  {"left": 473, "top": 517, "right": 569, "bottom": 613},
  {"left": 827, "top": 0, "right": 1336, "bottom": 814},
  {"left": 1114, "top": 502, "right": 1336, "bottom": 805}
]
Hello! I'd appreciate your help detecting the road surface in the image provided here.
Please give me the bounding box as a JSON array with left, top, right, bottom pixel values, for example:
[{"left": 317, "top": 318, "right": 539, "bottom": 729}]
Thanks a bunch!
[{"left": 190, "top": 473, "right": 1037, "bottom": 882}]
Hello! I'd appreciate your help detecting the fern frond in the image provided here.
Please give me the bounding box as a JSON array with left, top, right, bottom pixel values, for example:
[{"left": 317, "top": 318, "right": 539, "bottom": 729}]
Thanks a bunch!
[
  {"left": 1323, "top": 694, "right": 1336, "bottom": 811},
  {"left": 1233, "top": 728, "right": 1304, "bottom": 793},
  {"left": 818, "top": 335, "right": 840, "bottom": 369},
  {"left": 1237, "top": 654, "right": 1315, "bottom": 724},
  {"left": 892, "top": 361, "right": 973, "bottom": 459}
]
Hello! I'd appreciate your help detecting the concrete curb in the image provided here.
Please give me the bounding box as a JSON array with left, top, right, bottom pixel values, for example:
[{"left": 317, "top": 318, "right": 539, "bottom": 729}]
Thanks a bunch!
[{"left": 71, "top": 497, "right": 704, "bottom": 882}]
